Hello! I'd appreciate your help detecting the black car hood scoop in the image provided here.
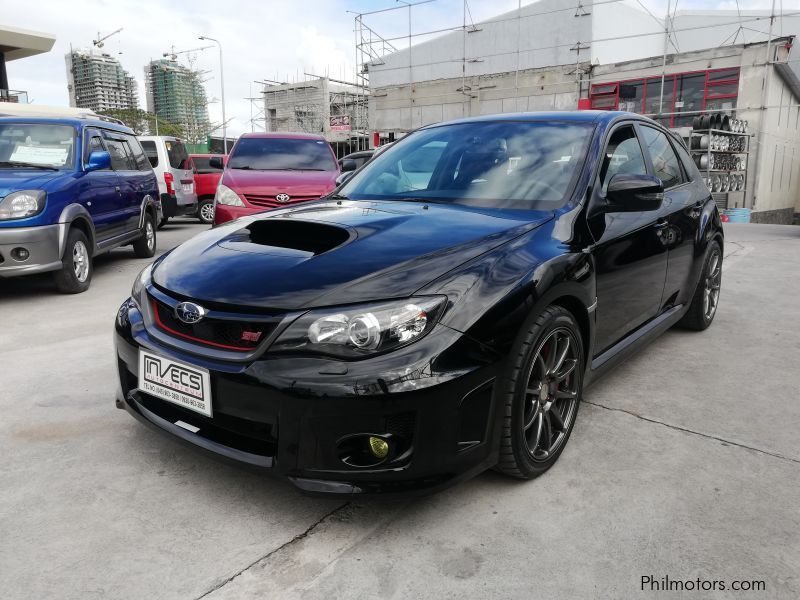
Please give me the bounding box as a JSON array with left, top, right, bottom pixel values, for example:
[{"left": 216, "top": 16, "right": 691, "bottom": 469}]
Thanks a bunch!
[
  {"left": 153, "top": 200, "right": 553, "bottom": 310},
  {"left": 218, "top": 219, "right": 352, "bottom": 257}
]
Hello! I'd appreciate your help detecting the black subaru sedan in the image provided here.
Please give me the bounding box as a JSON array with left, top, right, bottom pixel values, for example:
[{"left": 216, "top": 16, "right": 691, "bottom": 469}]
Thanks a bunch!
[{"left": 115, "top": 111, "right": 723, "bottom": 495}]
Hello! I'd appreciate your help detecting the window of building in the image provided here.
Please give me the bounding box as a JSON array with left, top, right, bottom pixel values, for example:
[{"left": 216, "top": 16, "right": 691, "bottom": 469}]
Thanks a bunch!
[
  {"left": 589, "top": 68, "right": 740, "bottom": 128},
  {"left": 639, "top": 126, "right": 683, "bottom": 189}
]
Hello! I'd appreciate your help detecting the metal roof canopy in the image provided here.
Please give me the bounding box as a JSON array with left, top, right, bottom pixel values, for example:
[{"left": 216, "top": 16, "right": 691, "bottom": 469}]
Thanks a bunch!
[{"left": 0, "top": 25, "right": 55, "bottom": 61}]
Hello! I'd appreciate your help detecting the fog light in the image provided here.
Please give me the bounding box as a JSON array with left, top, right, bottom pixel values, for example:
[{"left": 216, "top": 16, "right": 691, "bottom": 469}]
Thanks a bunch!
[
  {"left": 368, "top": 436, "right": 389, "bottom": 459},
  {"left": 11, "top": 247, "right": 30, "bottom": 261}
]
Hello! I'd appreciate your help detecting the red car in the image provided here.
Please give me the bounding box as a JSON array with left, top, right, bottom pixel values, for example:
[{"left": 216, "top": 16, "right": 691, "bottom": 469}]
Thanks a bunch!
[
  {"left": 212, "top": 133, "right": 340, "bottom": 225},
  {"left": 189, "top": 154, "right": 226, "bottom": 224}
]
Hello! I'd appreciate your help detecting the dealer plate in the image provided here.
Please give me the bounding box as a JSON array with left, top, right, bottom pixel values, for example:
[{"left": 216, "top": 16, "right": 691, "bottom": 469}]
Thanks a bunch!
[{"left": 138, "top": 350, "right": 212, "bottom": 417}]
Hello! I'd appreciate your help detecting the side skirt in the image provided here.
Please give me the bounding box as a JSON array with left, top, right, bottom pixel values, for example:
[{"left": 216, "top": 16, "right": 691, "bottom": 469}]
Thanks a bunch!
[{"left": 585, "top": 304, "right": 685, "bottom": 387}]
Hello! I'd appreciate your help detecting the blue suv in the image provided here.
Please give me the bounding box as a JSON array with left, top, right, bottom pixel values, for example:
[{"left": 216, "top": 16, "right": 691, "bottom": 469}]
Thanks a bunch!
[{"left": 0, "top": 116, "right": 160, "bottom": 293}]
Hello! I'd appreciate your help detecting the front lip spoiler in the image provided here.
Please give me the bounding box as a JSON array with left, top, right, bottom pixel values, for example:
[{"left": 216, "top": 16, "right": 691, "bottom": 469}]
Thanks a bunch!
[{"left": 123, "top": 390, "right": 273, "bottom": 468}]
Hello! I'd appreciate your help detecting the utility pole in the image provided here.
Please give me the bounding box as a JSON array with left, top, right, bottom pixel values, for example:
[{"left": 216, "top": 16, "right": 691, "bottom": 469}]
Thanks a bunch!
[{"left": 199, "top": 36, "right": 227, "bottom": 153}]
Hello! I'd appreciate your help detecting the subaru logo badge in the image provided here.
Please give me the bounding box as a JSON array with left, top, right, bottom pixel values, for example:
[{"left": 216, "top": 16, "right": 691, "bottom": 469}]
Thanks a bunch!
[
  {"left": 276, "top": 193, "right": 291, "bottom": 203},
  {"left": 175, "top": 302, "right": 206, "bottom": 324}
]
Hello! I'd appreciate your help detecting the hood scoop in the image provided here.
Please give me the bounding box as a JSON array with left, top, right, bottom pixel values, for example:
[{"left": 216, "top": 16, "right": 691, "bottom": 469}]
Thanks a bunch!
[{"left": 218, "top": 219, "right": 352, "bottom": 257}]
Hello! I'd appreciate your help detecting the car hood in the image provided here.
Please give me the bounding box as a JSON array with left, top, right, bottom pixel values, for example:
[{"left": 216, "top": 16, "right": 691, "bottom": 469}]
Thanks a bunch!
[
  {"left": 222, "top": 168, "right": 338, "bottom": 197},
  {"left": 0, "top": 170, "right": 69, "bottom": 197},
  {"left": 152, "top": 200, "right": 553, "bottom": 310}
]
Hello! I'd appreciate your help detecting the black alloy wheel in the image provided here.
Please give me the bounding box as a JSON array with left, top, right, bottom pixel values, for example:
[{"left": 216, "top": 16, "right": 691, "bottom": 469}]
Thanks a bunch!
[
  {"left": 678, "top": 239, "right": 722, "bottom": 331},
  {"left": 497, "top": 305, "right": 584, "bottom": 479}
]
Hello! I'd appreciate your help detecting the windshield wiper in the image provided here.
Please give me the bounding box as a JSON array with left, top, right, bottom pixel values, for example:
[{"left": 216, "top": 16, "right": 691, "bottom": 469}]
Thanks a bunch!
[
  {"left": 0, "top": 161, "right": 58, "bottom": 171},
  {"left": 327, "top": 193, "right": 349, "bottom": 200}
]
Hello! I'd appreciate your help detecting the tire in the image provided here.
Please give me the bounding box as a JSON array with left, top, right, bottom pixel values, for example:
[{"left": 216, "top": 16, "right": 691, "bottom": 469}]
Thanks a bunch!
[
  {"left": 53, "top": 228, "right": 92, "bottom": 294},
  {"left": 197, "top": 199, "right": 215, "bottom": 224},
  {"left": 158, "top": 217, "right": 169, "bottom": 229},
  {"left": 132, "top": 214, "right": 157, "bottom": 258},
  {"left": 495, "top": 305, "right": 585, "bottom": 480},
  {"left": 677, "top": 239, "right": 722, "bottom": 331}
]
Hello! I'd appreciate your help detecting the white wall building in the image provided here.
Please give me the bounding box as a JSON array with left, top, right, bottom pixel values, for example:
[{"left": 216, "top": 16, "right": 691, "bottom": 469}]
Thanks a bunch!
[{"left": 365, "top": 0, "right": 800, "bottom": 223}]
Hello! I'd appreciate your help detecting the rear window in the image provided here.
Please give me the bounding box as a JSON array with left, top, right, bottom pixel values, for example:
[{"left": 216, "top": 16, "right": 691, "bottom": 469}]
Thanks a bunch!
[
  {"left": 228, "top": 138, "right": 337, "bottom": 171},
  {"left": 192, "top": 156, "right": 223, "bottom": 174},
  {"left": 141, "top": 140, "right": 158, "bottom": 168},
  {"left": 165, "top": 140, "right": 189, "bottom": 169}
]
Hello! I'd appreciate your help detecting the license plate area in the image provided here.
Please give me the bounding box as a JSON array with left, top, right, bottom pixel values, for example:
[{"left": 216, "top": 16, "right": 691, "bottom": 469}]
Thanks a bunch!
[
  {"left": 138, "top": 350, "right": 212, "bottom": 417},
  {"left": 181, "top": 183, "right": 193, "bottom": 193}
]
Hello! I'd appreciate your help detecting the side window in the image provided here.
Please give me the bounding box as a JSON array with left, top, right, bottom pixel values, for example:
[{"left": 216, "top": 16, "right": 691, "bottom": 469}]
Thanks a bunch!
[
  {"left": 141, "top": 141, "right": 158, "bottom": 168},
  {"left": 639, "top": 126, "right": 683, "bottom": 189},
  {"left": 104, "top": 137, "right": 133, "bottom": 171},
  {"left": 672, "top": 138, "right": 697, "bottom": 182},
  {"left": 84, "top": 131, "right": 107, "bottom": 165},
  {"left": 599, "top": 125, "right": 647, "bottom": 193},
  {"left": 125, "top": 135, "right": 151, "bottom": 171}
]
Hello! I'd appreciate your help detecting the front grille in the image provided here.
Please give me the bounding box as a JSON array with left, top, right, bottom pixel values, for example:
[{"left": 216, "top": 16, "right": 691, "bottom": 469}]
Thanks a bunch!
[
  {"left": 151, "top": 295, "right": 278, "bottom": 352},
  {"left": 244, "top": 194, "right": 317, "bottom": 209}
]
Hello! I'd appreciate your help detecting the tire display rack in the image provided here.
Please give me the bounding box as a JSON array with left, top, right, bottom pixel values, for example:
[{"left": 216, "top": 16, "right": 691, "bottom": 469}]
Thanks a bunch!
[{"left": 688, "top": 114, "right": 750, "bottom": 211}]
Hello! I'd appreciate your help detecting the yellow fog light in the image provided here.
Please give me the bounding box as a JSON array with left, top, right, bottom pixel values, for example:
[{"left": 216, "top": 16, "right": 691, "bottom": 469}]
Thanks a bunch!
[{"left": 368, "top": 436, "right": 389, "bottom": 459}]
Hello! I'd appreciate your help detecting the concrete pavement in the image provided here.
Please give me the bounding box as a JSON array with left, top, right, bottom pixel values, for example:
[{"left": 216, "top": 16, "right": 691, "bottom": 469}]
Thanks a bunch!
[{"left": 1, "top": 221, "right": 798, "bottom": 599}]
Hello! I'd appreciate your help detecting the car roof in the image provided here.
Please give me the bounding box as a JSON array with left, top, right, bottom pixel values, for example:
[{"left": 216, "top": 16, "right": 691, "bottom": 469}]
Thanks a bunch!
[
  {"left": 239, "top": 132, "right": 327, "bottom": 141},
  {"left": 0, "top": 115, "right": 135, "bottom": 135},
  {"left": 342, "top": 150, "right": 374, "bottom": 159},
  {"left": 421, "top": 110, "right": 658, "bottom": 129},
  {"left": 189, "top": 153, "right": 226, "bottom": 157}
]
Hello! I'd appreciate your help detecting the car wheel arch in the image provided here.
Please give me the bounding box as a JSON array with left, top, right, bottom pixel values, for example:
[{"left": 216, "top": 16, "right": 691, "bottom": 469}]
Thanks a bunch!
[{"left": 57, "top": 204, "right": 97, "bottom": 257}]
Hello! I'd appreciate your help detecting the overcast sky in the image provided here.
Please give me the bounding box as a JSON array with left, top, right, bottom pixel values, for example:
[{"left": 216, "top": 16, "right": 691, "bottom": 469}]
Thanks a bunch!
[{"left": 4, "top": 0, "right": 796, "bottom": 136}]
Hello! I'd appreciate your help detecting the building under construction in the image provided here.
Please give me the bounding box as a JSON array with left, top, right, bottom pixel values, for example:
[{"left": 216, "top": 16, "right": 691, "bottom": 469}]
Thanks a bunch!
[
  {"left": 144, "top": 59, "right": 210, "bottom": 142},
  {"left": 261, "top": 76, "right": 368, "bottom": 157},
  {"left": 65, "top": 49, "right": 138, "bottom": 112}
]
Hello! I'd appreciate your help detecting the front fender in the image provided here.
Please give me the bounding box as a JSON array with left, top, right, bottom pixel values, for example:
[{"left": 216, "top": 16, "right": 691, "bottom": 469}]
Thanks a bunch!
[{"left": 57, "top": 204, "right": 96, "bottom": 255}]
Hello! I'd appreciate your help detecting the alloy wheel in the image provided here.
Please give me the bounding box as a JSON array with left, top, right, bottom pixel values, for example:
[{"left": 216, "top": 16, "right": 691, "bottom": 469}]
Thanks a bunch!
[
  {"left": 146, "top": 221, "right": 155, "bottom": 251},
  {"left": 704, "top": 249, "right": 722, "bottom": 320},
  {"left": 200, "top": 202, "right": 215, "bottom": 223},
  {"left": 522, "top": 328, "right": 580, "bottom": 462},
  {"left": 73, "top": 240, "right": 89, "bottom": 282}
]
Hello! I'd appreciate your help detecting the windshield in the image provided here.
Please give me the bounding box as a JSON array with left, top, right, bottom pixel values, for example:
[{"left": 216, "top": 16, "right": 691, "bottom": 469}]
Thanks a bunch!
[
  {"left": 228, "top": 137, "right": 337, "bottom": 171},
  {"left": 340, "top": 121, "right": 593, "bottom": 209},
  {"left": 0, "top": 123, "right": 76, "bottom": 170}
]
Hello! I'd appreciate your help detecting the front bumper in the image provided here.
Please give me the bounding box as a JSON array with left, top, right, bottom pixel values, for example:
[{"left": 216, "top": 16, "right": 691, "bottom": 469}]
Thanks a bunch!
[
  {"left": 114, "top": 300, "right": 502, "bottom": 496},
  {"left": 0, "top": 223, "right": 62, "bottom": 278},
  {"left": 213, "top": 203, "right": 264, "bottom": 225}
]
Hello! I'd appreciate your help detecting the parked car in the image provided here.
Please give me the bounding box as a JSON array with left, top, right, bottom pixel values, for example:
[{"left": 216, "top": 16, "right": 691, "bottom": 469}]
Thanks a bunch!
[
  {"left": 115, "top": 111, "right": 723, "bottom": 495},
  {"left": 189, "top": 153, "right": 226, "bottom": 224},
  {"left": 212, "top": 133, "right": 340, "bottom": 225},
  {"left": 138, "top": 136, "right": 197, "bottom": 227},
  {"left": 0, "top": 116, "right": 159, "bottom": 293}
]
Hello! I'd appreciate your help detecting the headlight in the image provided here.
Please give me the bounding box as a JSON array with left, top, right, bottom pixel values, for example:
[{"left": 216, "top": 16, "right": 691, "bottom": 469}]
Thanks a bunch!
[
  {"left": 269, "top": 297, "right": 447, "bottom": 358},
  {"left": 215, "top": 184, "right": 245, "bottom": 207},
  {"left": 131, "top": 264, "right": 153, "bottom": 309},
  {"left": 0, "top": 190, "right": 46, "bottom": 220}
]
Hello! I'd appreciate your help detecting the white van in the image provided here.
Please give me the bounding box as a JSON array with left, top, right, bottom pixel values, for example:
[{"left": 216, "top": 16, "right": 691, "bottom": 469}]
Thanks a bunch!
[{"left": 138, "top": 136, "right": 197, "bottom": 227}]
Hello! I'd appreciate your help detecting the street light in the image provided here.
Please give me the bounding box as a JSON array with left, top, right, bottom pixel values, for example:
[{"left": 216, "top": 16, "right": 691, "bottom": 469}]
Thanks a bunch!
[{"left": 198, "top": 35, "right": 227, "bottom": 153}]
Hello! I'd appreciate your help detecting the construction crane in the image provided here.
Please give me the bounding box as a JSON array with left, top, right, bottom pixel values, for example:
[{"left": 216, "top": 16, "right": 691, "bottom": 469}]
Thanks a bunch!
[{"left": 92, "top": 28, "right": 123, "bottom": 48}]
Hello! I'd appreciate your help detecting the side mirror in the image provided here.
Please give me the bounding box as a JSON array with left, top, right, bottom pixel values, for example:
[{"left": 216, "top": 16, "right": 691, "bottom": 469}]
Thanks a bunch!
[
  {"left": 340, "top": 158, "right": 358, "bottom": 173},
  {"left": 335, "top": 171, "right": 355, "bottom": 187},
  {"left": 209, "top": 157, "right": 224, "bottom": 169},
  {"left": 85, "top": 150, "right": 111, "bottom": 172},
  {"left": 606, "top": 173, "right": 664, "bottom": 212}
]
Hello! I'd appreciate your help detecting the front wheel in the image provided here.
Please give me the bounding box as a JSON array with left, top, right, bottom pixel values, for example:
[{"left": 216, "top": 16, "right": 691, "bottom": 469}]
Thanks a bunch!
[
  {"left": 53, "top": 228, "right": 92, "bottom": 294},
  {"left": 197, "top": 199, "right": 215, "bottom": 224},
  {"left": 677, "top": 239, "right": 722, "bottom": 331},
  {"left": 132, "top": 214, "right": 157, "bottom": 258},
  {"left": 496, "top": 305, "right": 584, "bottom": 480}
]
